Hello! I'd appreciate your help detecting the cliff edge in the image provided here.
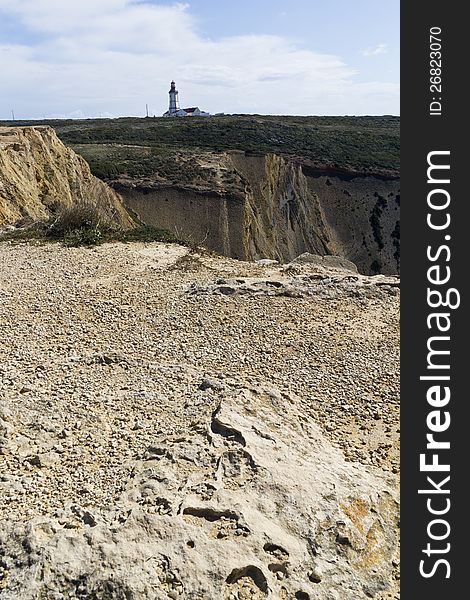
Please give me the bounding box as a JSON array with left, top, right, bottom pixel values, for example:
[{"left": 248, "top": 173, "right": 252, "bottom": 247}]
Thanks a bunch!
[
  {"left": 0, "top": 127, "right": 133, "bottom": 229},
  {"left": 114, "top": 151, "right": 400, "bottom": 275}
]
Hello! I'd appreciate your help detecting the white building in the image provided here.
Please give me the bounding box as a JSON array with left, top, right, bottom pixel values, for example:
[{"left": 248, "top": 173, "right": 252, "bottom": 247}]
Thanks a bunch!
[{"left": 162, "top": 81, "right": 210, "bottom": 117}]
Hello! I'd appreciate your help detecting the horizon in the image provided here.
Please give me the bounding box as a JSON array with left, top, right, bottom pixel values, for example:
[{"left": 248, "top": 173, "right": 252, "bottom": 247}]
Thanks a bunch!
[
  {"left": 1, "top": 113, "right": 401, "bottom": 124},
  {"left": 0, "top": 1, "right": 399, "bottom": 120}
]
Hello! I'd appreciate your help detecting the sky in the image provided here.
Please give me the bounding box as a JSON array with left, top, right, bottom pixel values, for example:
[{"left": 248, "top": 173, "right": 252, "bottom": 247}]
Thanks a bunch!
[{"left": 0, "top": 0, "right": 400, "bottom": 119}]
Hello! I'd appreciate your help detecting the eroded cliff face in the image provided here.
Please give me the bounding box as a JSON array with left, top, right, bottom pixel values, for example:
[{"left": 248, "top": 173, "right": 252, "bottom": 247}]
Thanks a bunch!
[
  {"left": 303, "top": 167, "right": 400, "bottom": 275},
  {"left": 117, "top": 152, "right": 400, "bottom": 275},
  {"left": 232, "top": 153, "right": 331, "bottom": 265},
  {"left": 0, "top": 127, "right": 133, "bottom": 229},
  {"left": 1, "top": 127, "right": 399, "bottom": 274},
  {"left": 115, "top": 183, "right": 246, "bottom": 259}
]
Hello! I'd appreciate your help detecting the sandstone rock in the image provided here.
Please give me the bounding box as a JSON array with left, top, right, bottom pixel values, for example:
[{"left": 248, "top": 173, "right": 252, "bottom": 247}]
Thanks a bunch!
[
  {"left": 186, "top": 270, "right": 398, "bottom": 301},
  {"left": 0, "top": 126, "right": 133, "bottom": 229},
  {"left": 292, "top": 252, "right": 358, "bottom": 273},
  {"left": 255, "top": 259, "right": 279, "bottom": 266},
  {"left": 0, "top": 380, "right": 398, "bottom": 599},
  {"left": 0, "top": 241, "right": 400, "bottom": 599},
  {"left": 26, "top": 451, "right": 59, "bottom": 468},
  {"left": 117, "top": 152, "right": 400, "bottom": 275}
]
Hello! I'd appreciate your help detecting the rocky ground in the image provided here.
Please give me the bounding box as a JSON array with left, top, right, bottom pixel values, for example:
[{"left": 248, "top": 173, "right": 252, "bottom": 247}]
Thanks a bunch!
[{"left": 0, "top": 241, "right": 399, "bottom": 599}]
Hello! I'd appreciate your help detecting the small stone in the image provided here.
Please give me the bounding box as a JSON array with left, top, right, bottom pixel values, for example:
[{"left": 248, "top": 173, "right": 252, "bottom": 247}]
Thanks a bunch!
[
  {"left": 255, "top": 259, "right": 279, "bottom": 266},
  {"left": 27, "top": 452, "right": 59, "bottom": 468}
]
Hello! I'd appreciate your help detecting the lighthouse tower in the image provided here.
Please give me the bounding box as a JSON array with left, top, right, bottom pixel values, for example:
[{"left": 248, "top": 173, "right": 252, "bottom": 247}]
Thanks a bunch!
[
  {"left": 168, "top": 80, "right": 180, "bottom": 115},
  {"left": 162, "top": 80, "right": 210, "bottom": 117}
]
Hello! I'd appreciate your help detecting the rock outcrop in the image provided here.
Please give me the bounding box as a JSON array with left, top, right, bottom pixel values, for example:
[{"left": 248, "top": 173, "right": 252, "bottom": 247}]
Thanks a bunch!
[
  {"left": 114, "top": 152, "right": 399, "bottom": 275},
  {"left": 0, "top": 127, "right": 133, "bottom": 229},
  {"left": 0, "top": 375, "right": 398, "bottom": 600}
]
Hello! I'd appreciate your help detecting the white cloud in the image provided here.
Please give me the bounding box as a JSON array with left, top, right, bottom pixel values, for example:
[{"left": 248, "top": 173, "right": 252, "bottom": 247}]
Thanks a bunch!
[
  {"left": 0, "top": 2, "right": 399, "bottom": 118},
  {"left": 362, "top": 43, "right": 388, "bottom": 57}
]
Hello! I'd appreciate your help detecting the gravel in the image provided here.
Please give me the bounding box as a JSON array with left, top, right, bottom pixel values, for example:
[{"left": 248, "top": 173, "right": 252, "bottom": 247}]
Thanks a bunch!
[{"left": 0, "top": 240, "right": 399, "bottom": 526}]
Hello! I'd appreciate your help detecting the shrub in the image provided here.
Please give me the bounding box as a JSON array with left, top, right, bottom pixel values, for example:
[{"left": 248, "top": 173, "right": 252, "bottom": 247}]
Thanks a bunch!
[
  {"left": 46, "top": 199, "right": 110, "bottom": 247},
  {"left": 63, "top": 225, "right": 103, "bottom": 247}
]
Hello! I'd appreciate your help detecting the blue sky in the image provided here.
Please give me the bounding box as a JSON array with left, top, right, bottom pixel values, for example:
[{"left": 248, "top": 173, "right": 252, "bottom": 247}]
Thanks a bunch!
[
  {"left": 0, "top": 1, "right": 399, "bottom": 119},
  {"left": 177, "top": 0, "right": 399, "bottom": 77}
]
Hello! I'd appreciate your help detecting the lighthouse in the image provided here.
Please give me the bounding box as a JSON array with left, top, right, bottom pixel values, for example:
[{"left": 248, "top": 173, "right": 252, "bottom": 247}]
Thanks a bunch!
[
  {"left": 162, "top": 80, "right": 210, "bottom": 117},
  {"left": 168, "top": 80, "right": 180, "bottom": 115}
]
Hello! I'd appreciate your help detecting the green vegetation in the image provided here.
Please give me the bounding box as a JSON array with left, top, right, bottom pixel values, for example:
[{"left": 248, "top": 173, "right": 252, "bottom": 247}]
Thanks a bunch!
[
  {"left": 70, "top": 143, "right": 210, "bottom": 183},
  {"left": 0, "top": 199, "right": 179, "bottom": 248},
  {"left": 1, "top": 222, "right": 180, "bottom": 247},
  {"left": 0, "top": 224, "right": 47, "bottom": 244},
  {"left": 46, "top": 199, "right": 107, "bottom": 246},
  {"left": 116, "top": 225, "right": 178, "bottom": 244},
  {"left": 3, "top": 115, "right": 399, "bottom": 179}
]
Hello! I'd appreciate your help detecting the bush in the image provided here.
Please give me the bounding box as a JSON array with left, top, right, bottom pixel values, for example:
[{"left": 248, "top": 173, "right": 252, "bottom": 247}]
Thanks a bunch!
[
  {"left": 63, "top": 225, "right": 103, "bottom": 247},
  {"left": 47, "top": 199, "right": 110, "bottom": 246}
]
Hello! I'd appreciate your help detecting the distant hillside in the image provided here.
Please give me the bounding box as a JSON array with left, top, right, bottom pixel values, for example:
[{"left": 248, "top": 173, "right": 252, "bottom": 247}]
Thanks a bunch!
[{"left": 1, "top": 115, "right": 399, "bottom": 178}]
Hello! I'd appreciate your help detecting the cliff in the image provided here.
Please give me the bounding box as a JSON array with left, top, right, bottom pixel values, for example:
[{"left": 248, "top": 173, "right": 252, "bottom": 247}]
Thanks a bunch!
[
  {"left": 0, "top": 119, "right": 400, "bottom": 275},
  {"left": 0, "top": 119, "right": 400, "bottom": 598},
  {"left": 114, "top": 151, "right": 400, "bottom": 275},
  {"left": 0, "top": 127, "right": 133, "bottom": 229}
]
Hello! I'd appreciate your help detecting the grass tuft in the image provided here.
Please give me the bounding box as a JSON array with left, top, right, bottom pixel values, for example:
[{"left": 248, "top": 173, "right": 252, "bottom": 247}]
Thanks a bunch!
[
  {"left": 1, "top": 203, "right": 181, "bottom": 248},
  {"left": 45, "top": 199, "right": 109, "bottom": 246}
]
